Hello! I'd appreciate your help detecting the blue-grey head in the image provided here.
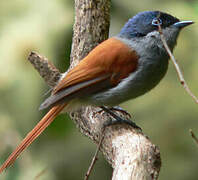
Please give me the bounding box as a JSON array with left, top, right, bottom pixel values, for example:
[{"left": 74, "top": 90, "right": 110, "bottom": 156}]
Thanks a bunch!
[{"left": 118, "top": 11, "right": 193, "bottom": 49}]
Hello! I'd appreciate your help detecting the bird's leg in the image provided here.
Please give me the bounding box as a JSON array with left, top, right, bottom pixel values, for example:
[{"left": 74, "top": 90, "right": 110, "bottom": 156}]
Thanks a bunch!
[
  {"left": 109, "top": 106, "right": 132, "bottom": 118},
  {"left": 100, "top": 106, "right": 141, "bottom": 130},
  {"left": 96, "top": 106, "right": 131, "bottom": 118}
]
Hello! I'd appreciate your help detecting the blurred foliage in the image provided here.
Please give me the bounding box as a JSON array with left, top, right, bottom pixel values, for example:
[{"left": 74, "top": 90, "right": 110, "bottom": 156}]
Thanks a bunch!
[{"left": 0, "top": 0, "right": 198, "bottom": 179}]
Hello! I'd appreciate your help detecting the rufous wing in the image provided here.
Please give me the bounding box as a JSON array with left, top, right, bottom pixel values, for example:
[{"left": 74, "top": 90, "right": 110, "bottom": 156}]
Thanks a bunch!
[{"left": 40, "top": 38, "right": 138, "bottom": 110}]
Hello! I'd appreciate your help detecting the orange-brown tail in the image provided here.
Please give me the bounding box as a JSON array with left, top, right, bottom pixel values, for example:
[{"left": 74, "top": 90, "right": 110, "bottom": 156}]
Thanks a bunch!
[{"left": 0, "top": 104, "right": 66, "bottom": 174}]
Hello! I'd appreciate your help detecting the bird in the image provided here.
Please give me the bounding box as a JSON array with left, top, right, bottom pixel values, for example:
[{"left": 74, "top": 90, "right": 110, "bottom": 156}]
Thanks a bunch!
[{"left": 0, "top": 11, "right": 193, "bottom": 173}]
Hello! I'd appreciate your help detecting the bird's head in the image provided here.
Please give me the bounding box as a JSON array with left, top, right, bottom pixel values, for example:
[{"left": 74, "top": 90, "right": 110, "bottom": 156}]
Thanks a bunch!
[{"left": 119, "top": 11, "right": 193, "bottom": 49}]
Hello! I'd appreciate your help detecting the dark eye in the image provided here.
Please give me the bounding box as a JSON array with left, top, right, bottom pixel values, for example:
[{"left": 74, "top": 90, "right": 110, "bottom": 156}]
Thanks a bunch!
[{"left": 152, "top": 18, "right": 162, "bottom": 26}]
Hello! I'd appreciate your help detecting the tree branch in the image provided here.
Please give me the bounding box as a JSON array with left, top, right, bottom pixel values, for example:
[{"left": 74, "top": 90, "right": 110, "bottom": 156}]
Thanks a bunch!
[
  {"left": 28, "top": 51, "right": 61, "bottom": 88},
  {"left": 28, "top": 0, "right": 161, "bottom": 179}
]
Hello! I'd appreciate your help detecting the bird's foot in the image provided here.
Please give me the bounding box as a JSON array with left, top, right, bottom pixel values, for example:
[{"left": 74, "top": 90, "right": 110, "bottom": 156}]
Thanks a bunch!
[
  {"left": 100, "top": 106, "right": 141, "bottom": 130},
  {"left": 109, "top": 106, "right": 132, "bottom": 118}
]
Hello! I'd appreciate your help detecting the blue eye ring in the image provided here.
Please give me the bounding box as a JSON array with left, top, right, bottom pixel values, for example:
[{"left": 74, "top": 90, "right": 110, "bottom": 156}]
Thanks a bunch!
[{"left": 152, "top": 18, "right": 162, "bottom": 26}]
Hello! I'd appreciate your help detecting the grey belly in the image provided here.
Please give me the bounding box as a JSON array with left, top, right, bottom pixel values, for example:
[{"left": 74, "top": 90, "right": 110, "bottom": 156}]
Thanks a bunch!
[{"left": 87, "top": 57, "right": 169, "bottom": 106}]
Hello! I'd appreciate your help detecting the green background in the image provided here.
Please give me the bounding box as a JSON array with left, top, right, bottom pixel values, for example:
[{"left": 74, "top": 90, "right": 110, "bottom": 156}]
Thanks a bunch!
[{"left": 0, "top": 0, "right": 198, "bottom": 179}]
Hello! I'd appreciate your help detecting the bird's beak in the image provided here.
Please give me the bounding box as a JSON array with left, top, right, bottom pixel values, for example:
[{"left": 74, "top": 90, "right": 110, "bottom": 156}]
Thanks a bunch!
[{"left": 173, "top": 21, "right": 194, "bottom": 28}]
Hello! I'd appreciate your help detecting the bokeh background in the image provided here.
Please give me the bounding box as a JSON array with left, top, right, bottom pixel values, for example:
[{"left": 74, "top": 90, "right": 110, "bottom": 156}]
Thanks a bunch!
[{"left": 0, "top": 0, "right": 198, "bottom": 179}]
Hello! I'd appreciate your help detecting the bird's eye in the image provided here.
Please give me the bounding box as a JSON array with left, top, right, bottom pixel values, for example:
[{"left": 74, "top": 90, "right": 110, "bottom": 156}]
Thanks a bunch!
[{"left": 152, "top": 18, "right": 162, "bottom": 26}]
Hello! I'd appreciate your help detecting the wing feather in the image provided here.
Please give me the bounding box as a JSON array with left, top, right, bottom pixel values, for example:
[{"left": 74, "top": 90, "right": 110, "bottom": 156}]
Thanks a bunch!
[
  {"left": 39, "top": 74, "right": 111, "bottom": 110},
  {"left": 40, "top": 37, "right": 138, "bottom": 109}
]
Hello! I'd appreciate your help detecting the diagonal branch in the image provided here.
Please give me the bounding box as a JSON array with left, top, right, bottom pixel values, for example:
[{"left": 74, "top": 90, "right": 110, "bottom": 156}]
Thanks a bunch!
[
  {"left": 28, "top": 51, "right": 61, "bottom": 88},
  {"left": 157, "top": 22, "right": 198, "bottom": 104}
]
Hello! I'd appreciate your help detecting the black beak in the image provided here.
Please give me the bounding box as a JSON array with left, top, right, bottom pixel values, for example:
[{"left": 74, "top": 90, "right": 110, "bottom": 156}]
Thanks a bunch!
[{"left": 173, "top": 21, "right": 194, "bottom": 28}]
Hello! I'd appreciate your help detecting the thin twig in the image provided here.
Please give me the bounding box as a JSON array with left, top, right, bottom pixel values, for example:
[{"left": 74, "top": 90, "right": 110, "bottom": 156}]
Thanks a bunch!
[
  {"left": 34, "top": 167, "right": 48, "bottom": 180},
  {"left": 189, "top": 129, "right": 198, "bottom": 146},
  {"left": 157, "top": 22, "right": 198, "bottom": 104},
  {"left": 84, "top": 129, "right": 105, "bottom": 180}
]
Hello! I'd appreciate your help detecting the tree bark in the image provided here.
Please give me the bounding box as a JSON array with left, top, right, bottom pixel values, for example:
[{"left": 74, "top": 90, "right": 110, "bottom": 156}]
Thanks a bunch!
[{"left": 28, "top": 0, "right": 161, "bottom": 179}]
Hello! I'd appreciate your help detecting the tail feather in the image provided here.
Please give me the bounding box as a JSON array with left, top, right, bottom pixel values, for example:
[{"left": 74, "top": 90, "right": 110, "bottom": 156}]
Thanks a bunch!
[{"left": 0, "top": 104, "right": 66, "bottom": 174}]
